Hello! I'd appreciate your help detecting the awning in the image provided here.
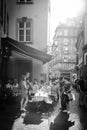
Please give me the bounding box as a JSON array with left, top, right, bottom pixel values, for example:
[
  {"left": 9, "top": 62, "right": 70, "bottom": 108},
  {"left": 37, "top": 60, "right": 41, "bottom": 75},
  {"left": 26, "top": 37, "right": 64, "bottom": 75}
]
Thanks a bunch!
[{"left": 1, "top": 37, "right": 52, "bottom": 64}]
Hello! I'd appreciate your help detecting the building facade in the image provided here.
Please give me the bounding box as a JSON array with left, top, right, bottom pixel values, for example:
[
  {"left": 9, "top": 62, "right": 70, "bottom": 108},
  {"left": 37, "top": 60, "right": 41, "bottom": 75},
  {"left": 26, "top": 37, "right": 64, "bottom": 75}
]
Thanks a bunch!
[
  {"left": 0, "top": 0, "right": 9, "bottom": 80},
  {"left": 0, "top": 0, "right": 9, "bottom": 50},
  {"left": 49, "top": 19, "right": 79, "bottom": 79},
  {"left": 76, "top": 12, "right": 87, "bottom": 80},
  {"left": 75, "top": 24, "right": 84, "bottom": 78},
  {"left": 7, "top": 0, "right": 50, "bottom": 51},
  {"left": 0, "top": 0, "right": 51, "bottom": 82}
]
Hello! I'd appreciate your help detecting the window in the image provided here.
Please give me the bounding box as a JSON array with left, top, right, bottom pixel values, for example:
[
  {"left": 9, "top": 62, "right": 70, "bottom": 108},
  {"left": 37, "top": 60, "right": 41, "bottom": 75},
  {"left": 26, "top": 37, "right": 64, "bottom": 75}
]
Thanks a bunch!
[
  {"left": 17, "top": 0, "right": 33, "bottom": 4},
  {"left": 55, "top": 41, "right": 58, "bottom": 45},
  {"left": 64, "top": 59, "right": 67, "bottom": 62},
  {"left": 17, "top": 18, "right": 33, "bottom": 43},
  {"left": 59, "top": 31, "right": 62, "bottom": 36},
  {"left": 64, "top": 51, "right": 68, "bottom": 54},
  {"left": 63, "top": 46, "right": 68, "bottom": 51},
  {"left": 63, "top": 56, "right": 68, "bottom": 62},
  {"left": 64, "top": 29, "right": 68, "bottom": 36},
  {"left": 64, "top": 38, "right": 68, "bottom": 42},
  {"left": 64, "top": 42, "right": 68, "bottom": 46}
]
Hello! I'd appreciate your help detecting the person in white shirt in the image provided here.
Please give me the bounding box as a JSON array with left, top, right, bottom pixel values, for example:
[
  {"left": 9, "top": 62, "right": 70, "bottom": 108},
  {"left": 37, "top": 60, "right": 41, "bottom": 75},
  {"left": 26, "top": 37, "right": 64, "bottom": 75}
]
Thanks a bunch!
[{"left": 19, "top": 75, "right": 29, "bottom": 112}]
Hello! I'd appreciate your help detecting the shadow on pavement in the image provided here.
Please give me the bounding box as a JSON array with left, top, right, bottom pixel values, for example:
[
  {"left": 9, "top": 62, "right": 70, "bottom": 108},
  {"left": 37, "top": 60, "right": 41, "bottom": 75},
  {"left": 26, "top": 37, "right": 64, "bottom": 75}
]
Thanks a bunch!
[
  {"left": 49, "top": 111, "right": 74, "bottom": 130},
  {"left": 79, "top": 108, "right": 87, "bottom": 130},
  {"left": 23, "top": 112, "right": 43, "bottom": 125},
  {"left": 23, "top": 101, "right": 54, "bottom": 125},
  {"left": 0, "top": 96, "right": 21, "bottom": 130},
  {"left": 27, "top": 101, "right": 54, "bottom": 113}
]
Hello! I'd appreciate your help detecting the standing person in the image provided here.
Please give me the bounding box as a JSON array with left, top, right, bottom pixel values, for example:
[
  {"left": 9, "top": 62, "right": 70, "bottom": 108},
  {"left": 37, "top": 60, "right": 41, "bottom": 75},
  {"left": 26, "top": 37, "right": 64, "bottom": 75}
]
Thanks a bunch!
[
  {"left": 25, "top": 72, "right": 32, "bottom": 99},
  {"left": 59, "top": 77, "right": 65, "bottom": 95},
  {"left": 13, "top": 79, "right": 19, "bottom": 89},
  {"left": 25, "top": 72, "right": 32, "bottom": 90},
  {"left": 19, "top": 75, "right": 29, "bottom": 111},
  {"left": 13, "top": 78, "right": 19, "bottom": 96},
  {"left": 78, "top": 76, "right": 85, "bottom": 92},
  {"left": 78, "top": 76, "right": 85, "bottom": 106},
  {"left": 33, "top": 79, "right": 39, "bottom": 92}
]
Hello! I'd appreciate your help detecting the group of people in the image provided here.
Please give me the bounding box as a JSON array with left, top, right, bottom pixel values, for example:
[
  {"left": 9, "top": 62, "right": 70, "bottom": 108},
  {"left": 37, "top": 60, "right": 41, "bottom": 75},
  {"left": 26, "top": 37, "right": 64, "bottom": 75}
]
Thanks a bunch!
[
  {"left": 49, "top": 74, "right": 74, "bottom": 111},
  {"left": 0, "top": 72, "right": 74, "bottom": 113},
  {"left": 0, "top": 72, "right": 31, "bottom": 111},
  {"left": 59, "top": 76, "right": 73, "bottom": 111},
  {"left": 4, "top": 72, "right": 58, "bottom": 112}
]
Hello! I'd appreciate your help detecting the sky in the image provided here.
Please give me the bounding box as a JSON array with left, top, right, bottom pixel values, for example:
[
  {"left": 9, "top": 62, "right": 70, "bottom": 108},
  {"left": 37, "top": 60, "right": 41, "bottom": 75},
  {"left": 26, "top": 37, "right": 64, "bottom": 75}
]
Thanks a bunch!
[{"left": 50, "top": 0, "right": 85, "bottom": 43}]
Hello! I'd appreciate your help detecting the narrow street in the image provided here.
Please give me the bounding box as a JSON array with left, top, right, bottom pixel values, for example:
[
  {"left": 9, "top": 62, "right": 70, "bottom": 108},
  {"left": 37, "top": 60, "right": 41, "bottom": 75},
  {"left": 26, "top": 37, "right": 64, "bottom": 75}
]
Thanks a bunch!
[
  {"left": 49, "top": 89, "right": 87, "bottom": 130},
  {"left": 0, "top": 0, "right": 87, "bottom": 130},
  {"left": 0, "top": 89, "right": 87, "bottom": 130}
]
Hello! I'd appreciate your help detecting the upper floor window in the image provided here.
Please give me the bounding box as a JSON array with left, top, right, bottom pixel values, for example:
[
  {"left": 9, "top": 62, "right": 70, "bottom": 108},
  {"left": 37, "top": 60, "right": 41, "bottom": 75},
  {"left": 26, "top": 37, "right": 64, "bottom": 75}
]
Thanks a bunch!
[
  {"left": 63, "top": 50, "right": 68, "bottom": 54},
  {"left": 64, "top": 29, "right": 68, "bottom": 36},
  {"left": 55, "top": 41, "right": 58, "bottom": 46},
  {"left": 17, "top": 0, "right": 33, "bottom": 4},
  {"left": 63, "top": 55, "right": 68, "bottom": 62},
  {"left": 64, "top": 38, "right": 68, "bottom": 42},
  {"left": 64, "top": 42, "right": 68, "bottom": 46},
  {"left": 59, "top": 31, "right": 63, "bottom": 36},
  {"left": 63, "top": 46, "right": 68, "bottom": 51},
  {"left": 17, "top": 18, "right": 33, "bottom": 43}
]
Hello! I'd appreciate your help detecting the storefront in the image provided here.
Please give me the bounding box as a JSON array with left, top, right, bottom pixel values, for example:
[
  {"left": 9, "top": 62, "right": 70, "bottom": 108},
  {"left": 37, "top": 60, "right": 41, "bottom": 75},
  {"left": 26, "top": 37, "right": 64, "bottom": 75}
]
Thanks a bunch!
[{"left": 1, "top": 37, "right": 52, "bottom": 82}]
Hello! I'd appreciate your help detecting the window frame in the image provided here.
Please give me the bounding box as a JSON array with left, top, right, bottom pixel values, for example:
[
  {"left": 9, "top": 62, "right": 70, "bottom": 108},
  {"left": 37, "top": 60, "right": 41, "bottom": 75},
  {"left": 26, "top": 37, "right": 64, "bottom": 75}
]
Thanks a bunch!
[
  {"left": 64, "top": 38, "right": 69, "bottom": 43},
  {"left": 63, "top": 55, "right": 68, "bottom": 62},
  {"left": 16, "top": 18, "right": 33, "bottom": 44},
  {"left": 63, "top": 46, "right": 68, "bottom": 51},
  {"left": 63, "top": 50, "right": 68, "bottom": 54},
  {"left": 17, "top": 0, "right": 33, "bottom": 4},
  {"left": 64, "top": 42, "right": 68, "bottom": 46},
  {"left": 64, "top": 29, "right": 68, "bottom": 36}
]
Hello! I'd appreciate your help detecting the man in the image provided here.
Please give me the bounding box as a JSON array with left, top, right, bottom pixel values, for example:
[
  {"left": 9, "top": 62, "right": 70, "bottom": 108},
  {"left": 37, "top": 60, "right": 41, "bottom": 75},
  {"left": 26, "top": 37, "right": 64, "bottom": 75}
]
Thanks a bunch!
[
  {"left": 78, "top": 76, "right": 85, "bottom": 92},
  {"left": 20, "top": 72, "right": 31, "bottom": 112},
  {"left": 25, "top": 72, "right": 33, "bottom": 100},
  {"left": 25, "top": 72, "right": 32, "bottom": 88},
  {"left": 78, "top": 76, "right": 85, "bottom": 106},
  {"left": 20, "top": 75, "right": 28, "bottom": 111}
]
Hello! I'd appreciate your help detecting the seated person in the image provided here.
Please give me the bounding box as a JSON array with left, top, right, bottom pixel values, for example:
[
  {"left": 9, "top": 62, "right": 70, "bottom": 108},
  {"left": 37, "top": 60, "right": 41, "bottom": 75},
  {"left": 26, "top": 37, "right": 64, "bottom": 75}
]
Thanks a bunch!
[
  {"left": 13, "top": 79, "right": 19, "bottom": 88},
  {"left": 32, "top": 79, "right": 39, "bottom": 91},
  {"left": 6, "top": 79, "right": 13, "bottom": 90},
  {"left": 13, "top": 79, "right": 19, "bottom": 96}
]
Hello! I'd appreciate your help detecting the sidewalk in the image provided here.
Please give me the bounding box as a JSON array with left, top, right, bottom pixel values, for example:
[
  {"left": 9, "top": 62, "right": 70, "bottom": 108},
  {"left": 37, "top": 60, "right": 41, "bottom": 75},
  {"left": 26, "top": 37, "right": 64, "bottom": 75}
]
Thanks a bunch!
[
  {"left": 0, "top": 89, "right": 87, "bottom": 130},
  {"left": 12, "top": 89, "right": 81, "bottom": 130},
  {"left": 49, "top": 89, "right": 87, "bottom": 130}
]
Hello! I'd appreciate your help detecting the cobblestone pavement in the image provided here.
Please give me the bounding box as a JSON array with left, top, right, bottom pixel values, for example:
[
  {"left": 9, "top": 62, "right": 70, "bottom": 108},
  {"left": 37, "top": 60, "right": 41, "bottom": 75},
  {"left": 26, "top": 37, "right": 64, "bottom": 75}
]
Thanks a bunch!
[
  {"left": 12, "top": 113, "right": 49, "bottom": 130},
  {"left": 0, "top": 89, "right": 87, "bottom": 130},
  {"left": 49, "top": 90, "right": 87, "bottom": 130}
]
